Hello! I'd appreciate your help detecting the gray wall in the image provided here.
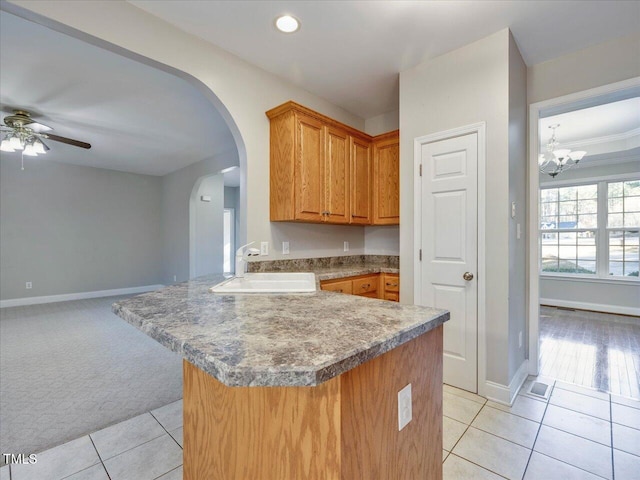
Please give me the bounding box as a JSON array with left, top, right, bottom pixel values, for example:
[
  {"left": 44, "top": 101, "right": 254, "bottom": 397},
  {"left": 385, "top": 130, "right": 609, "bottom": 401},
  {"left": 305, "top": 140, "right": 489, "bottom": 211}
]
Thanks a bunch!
[
  {"left": 161, "top": 152, "right": 238, "bottom": 285},
  {"left": 0, "top": 157, "right": 163, "bottom": 300},
  {"left": 224, "top": 186, "right": 240, "bottom": 265},
  {"left": 400, "top": 29, "right": 514, "bottom": 387},
  {"left": 508, "top": 33, "right": 528, "bottom": 379},
  {"left": 193, "top": 175, "right": 224, "bottom": 277}
]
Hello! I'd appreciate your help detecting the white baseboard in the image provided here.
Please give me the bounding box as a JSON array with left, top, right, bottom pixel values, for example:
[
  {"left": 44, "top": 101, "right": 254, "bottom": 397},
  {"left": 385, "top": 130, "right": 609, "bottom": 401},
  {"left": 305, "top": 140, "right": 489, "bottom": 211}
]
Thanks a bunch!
[
  {"left": 484, "top": 359, "right": 529, "bottom": 406},
  {"left": 540, "top": 298, "right": 640, "bottom": 317},
  {"left": 0, "top": 285, "right": 165, "bottom": 308}
]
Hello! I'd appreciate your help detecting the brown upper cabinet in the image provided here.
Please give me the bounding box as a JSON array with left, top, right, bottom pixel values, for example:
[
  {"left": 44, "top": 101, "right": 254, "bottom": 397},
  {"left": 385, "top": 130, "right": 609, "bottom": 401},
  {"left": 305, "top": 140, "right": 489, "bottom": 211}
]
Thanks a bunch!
[
  {"left": 372, "top": 131, "right": 400, "bottom": 225},
  {"left": 267, "top": 101, "right": 398, "bottom": 225}
]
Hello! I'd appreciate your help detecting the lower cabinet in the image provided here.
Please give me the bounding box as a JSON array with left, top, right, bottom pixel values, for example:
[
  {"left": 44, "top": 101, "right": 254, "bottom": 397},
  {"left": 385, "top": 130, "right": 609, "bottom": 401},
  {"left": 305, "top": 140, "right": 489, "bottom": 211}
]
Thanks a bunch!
[{"left": 320, "top": 273, "right": 399, "bottom": 302}]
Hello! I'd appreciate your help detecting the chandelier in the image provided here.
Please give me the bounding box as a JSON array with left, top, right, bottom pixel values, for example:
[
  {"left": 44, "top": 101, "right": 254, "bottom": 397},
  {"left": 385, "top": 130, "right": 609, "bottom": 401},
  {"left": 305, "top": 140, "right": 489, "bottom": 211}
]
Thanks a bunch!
[{"left": 538, "top": 124, "right": 586, "bottom": 178}]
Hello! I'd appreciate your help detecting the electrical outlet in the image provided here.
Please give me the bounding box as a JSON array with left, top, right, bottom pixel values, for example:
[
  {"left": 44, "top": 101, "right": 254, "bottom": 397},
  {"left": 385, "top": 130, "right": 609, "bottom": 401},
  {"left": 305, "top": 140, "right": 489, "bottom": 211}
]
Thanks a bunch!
[
  {"left": 344, "top": 241, "right": 349, "bottom": 252},
  {"left": 398, "top": 383, "right": 412, "bottom": 431},
  {"left": 282, "top": 241, "right": 290, "bottom": 255},
  {"left": 260, "top": 241, "right": 269, "bottom": 256},
  {"left": 519, "top": 331, "right": 523, "bottom": 348},
  {"left": 25, "top": 281, "right": 32, "bottom": 289},
  {"left": 173, "top": 275, "right": 177, "bottom": 282}
]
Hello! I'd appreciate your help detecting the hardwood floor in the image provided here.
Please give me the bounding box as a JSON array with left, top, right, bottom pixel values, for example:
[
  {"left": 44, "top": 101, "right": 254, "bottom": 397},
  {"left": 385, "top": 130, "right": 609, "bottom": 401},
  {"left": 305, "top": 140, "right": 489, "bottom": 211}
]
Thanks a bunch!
[{"left": 539, "top": 305, "right": 640, "bottom": 399}]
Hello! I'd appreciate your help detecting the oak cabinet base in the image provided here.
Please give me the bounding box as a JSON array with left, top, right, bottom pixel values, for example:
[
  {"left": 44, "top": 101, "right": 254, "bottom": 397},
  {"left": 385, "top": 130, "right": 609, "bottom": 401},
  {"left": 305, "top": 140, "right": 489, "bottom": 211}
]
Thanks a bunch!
[{"left": 183, "top": 326, "right": 443, "bottom": 480}]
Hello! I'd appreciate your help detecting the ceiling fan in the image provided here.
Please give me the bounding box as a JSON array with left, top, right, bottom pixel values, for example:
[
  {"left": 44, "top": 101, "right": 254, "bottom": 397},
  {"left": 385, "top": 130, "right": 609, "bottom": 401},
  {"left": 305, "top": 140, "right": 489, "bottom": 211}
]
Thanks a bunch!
[{"left": 0, "top": 109, "right": 91, "bottom": 167}]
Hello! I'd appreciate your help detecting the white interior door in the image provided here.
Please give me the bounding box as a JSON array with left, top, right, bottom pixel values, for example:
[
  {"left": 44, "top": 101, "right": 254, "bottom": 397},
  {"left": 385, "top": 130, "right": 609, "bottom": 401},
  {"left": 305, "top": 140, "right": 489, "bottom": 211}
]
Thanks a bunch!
[{"left": 418, "top": 133, "right": 478, "bottom": 392}]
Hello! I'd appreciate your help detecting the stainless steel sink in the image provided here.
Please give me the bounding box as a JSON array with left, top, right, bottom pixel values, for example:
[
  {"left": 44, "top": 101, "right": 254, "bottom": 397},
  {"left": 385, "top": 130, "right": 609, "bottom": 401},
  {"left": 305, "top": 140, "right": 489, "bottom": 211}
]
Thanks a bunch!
[{"left": 210, "top": 272, "right": 317, "bottom": 293}]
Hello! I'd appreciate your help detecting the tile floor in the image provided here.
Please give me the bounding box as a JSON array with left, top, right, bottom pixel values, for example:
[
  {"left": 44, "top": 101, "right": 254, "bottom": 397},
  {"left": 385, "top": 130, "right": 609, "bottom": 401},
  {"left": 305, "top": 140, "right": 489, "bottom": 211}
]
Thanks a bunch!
[
  {"left": 539, "top": 306, "right": 640, "bottom": 399},
  {"left": 443, "top": 379, "right": 640, "bottom": 480},
  {"left": 3, "top": 378, "right": 640, "bottom": 479}
]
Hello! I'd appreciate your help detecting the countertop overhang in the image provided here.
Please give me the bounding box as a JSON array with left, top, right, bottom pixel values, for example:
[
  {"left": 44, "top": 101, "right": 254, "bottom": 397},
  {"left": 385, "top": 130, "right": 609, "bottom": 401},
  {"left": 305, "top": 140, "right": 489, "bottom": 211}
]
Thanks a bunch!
[{"left": 112, "top": 274, "right": 448, "bottom": 387}]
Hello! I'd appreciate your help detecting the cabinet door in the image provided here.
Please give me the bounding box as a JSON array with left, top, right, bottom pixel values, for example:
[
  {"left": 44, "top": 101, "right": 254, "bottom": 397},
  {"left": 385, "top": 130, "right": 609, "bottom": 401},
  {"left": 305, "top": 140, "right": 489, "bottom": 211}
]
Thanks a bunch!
[
  {"left": 324, "top": 126, "right": 350, "bottom": 224},
  {"left": 295, "top": 113, "right": 325, "bottom": 222},
  {"left": 352, "top": 275, "right": 378, "bottom": 296},
  {"left": 320, "top": 279, "right": 353, "bottom": 294},
  {"left": 350, "top": 137, "right": 372, "bottom": 225},
  {"left": 373, "top": 135, "right": 400, "bottom": 225}
]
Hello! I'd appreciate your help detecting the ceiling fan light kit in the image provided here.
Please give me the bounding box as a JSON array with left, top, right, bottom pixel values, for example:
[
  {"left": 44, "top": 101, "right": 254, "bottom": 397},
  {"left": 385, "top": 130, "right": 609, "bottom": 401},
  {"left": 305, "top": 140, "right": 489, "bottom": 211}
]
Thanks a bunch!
[
  {"left": 538, "top": 123, "right": 586, "bottom": 178},
  {"left": 1, "top": 109, "right": 91, "bottom": 169}
]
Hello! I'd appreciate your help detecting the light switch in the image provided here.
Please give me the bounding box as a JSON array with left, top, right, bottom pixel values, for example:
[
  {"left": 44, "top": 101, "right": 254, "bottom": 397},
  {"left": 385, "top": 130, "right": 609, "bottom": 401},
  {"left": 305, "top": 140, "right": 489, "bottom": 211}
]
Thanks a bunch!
[
  {"left": 517, "top": 223, "right": 521, "bottom": 239},
  {"left": 282, "top": 241, "right": 290, "bottom": 255},
  {"left": 511, "top": 201, "right": 516, "bottom": 218}
]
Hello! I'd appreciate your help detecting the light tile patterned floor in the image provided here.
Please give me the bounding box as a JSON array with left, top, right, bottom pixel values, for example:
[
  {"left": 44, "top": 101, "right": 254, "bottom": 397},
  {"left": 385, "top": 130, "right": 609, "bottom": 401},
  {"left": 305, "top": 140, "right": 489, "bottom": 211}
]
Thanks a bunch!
[
  {"left": 443, "top": 380, "right": 640, "bottom": 480},
  {"left": 4, "top": 379, "right": 640, "bottom": 479}
]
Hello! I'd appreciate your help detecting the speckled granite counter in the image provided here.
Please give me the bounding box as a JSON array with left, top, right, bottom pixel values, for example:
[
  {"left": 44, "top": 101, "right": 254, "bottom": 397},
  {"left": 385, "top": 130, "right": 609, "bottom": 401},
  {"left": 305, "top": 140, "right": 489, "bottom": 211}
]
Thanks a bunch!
[
  {"left": 112, "top": 273, "right": 447, "bottom": 387},
  {"left": 247, "top": 254, "right": 399, "bottom": 285}
]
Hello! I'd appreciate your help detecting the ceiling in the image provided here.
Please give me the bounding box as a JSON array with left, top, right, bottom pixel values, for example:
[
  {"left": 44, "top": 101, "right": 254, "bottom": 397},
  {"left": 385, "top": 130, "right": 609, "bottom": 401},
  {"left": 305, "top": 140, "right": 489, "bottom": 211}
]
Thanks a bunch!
[
  {"left": 129, "top": 0, "right": 640, "bottom": 119},
  {"left": 540, "top": 97, "right": 640, "bottom": 166},
  {"left": 0, "top": 11, "right": 236, "bottom": 176}
]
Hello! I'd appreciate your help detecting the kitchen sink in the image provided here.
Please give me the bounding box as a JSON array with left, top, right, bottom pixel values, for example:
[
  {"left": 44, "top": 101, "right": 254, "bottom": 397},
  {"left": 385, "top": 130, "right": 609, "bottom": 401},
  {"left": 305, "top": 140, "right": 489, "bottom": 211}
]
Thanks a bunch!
[{"left": 210, "top": 272, "right": 317, "bottom": 293}]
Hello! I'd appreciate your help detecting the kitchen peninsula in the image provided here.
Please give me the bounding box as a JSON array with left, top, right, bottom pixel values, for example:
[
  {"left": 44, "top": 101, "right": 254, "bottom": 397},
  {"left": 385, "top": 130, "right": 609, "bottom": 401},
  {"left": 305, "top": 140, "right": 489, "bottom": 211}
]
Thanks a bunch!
[{"left": 113, "top": 274, "right": 448, "bottom": 479}]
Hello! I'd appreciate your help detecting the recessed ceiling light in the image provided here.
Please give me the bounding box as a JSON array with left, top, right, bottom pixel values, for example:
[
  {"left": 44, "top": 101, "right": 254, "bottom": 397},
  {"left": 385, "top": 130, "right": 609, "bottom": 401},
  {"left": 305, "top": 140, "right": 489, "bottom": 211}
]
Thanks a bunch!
[{"left": 275, "top": 15, "right": 300, "bottom": 33}]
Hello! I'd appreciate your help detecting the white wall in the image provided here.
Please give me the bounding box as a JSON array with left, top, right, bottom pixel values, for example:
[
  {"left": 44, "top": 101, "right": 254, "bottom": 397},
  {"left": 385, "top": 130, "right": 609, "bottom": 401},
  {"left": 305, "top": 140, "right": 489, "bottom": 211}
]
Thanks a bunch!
[
  {"left": 364, "top": 109, "right": 399, "bottom": 136},
  {"left": 528, "top": 33, "right": 640, "bottom": 105},
  {"left": 508, "top": 33, "right": 528, "bottom": 379},
  {"left": 5, "top": 0, "right": 371, "bottom": 263},
  {"left": 363, "top": 226, "right": 400, "bottom": 255},
  {"left": 400, "top": 29, "right": 512, "bottom": 388},
  {"left": 0, "top": 157, "right": 163, "bottom": 300},
  {"left": 192, "top": 175, "right": 224, "bottom": 277},
  {"left": 162, "top": 153, "right": 237, "bottom": 284}
]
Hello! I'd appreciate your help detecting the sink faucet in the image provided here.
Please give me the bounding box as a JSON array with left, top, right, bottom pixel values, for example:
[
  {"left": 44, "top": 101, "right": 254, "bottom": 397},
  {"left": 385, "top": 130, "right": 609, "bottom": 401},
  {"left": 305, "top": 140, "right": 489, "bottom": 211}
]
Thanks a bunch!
[{"left": 235, "top": 242, "right": 261, "bottom": 277}]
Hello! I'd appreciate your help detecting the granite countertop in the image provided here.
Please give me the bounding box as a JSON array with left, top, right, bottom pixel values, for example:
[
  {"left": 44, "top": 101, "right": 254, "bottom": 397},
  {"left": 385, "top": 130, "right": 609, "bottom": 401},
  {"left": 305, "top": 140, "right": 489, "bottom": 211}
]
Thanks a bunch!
[{"left": 112, "top": 273, "right": 448, "bottom": 388}]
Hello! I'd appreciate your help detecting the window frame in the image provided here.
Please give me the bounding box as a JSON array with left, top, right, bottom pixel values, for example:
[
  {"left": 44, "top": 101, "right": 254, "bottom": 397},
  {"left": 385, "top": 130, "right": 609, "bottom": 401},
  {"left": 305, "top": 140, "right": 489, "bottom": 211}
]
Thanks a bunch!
[{"left": 540, "top": 173, "right": 640, "bottom": 283}]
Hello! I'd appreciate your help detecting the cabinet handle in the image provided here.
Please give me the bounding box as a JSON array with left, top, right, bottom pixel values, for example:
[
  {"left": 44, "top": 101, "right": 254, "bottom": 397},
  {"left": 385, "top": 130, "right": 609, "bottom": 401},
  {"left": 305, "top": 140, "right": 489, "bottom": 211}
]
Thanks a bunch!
[
  {"left": 386, "top": 282, "right": 398, "bottom": 287},
  {"left": 336, "top": 289, "right": 343, "bottom": 293},
  {"left": 361, "top": 283, "right": 371, "bottom": 289}
]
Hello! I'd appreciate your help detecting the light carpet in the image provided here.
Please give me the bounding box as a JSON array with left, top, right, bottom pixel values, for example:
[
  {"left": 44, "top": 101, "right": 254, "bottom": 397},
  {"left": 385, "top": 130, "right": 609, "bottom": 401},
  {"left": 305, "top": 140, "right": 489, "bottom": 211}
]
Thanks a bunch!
[{"left": 0, "top": 295, "right": 182, "bottom": 460}]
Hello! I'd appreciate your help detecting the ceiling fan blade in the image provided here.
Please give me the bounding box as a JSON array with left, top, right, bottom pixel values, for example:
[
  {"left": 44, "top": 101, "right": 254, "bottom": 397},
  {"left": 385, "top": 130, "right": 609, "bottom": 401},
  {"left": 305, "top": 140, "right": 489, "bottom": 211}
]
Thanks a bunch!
[
  {"left": 28, "top": 122, "right": 53, "bottom": 133},
  {"left": 43, "top": 133, "right": 91, "bottom": 149}
]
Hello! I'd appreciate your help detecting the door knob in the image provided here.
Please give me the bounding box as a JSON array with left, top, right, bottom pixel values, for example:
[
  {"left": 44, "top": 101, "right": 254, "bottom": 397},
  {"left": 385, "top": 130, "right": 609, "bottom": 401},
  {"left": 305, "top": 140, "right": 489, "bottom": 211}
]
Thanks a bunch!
[{"left": 463, "top": 272, "right": 474, "bottom": 281}]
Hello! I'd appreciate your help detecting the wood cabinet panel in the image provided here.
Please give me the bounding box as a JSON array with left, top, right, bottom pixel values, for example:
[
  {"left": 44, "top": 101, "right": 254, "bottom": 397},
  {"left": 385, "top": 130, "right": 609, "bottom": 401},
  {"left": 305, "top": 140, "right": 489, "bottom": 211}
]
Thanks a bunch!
[
  {"left": 320, "top": 279, "right": 353, "bottom": 294},
  {"left": 321, "top": 273, "right": 399, "bottom": 302},
  {"left": 340, "top": 326, "right": 443, "bottom": 480},
  {"left": 352, "top": 275, "right": 378, "bottom": 296},
  {"left": 350, "top": 136, "right": 372, "bottom": 225},
  {"left": 373, "top": 131, "right": 400, "bottom": 225},
  {"left": 184, "top": 360, "right": 341, "bottom": 480},
  {"left": 269, "top": 111, "right": 296, "bottom": 221},
  {"left": 268, "top": 102, "right": 399, "bottom": 226},
  {"left": 384, "top": 291, "right": 400, "bottom": 302},
  {"left": 184, "top": 328, "right": 443, "bottom": 479},
  {"left": 325, "top": 126, "right": 350, "bottom": 224},
  {"left": 383, "top": 273, "right": 400, "bottom": 302},
  {"left": 383, "top": 274, "right": 400, "bottom": 292},
  {"left": 295, "top": 113, "right": 325, "bottom": 222}
]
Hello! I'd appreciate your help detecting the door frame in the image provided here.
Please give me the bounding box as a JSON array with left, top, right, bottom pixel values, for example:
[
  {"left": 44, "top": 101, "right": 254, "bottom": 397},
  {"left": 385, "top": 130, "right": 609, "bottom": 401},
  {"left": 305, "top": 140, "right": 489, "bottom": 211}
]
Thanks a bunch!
[
  {"left": 413, "top": 122, "right": 487, "bottom": 396},
  {"left": 527, "top": 77, "right": 640, "bottom": 376}
]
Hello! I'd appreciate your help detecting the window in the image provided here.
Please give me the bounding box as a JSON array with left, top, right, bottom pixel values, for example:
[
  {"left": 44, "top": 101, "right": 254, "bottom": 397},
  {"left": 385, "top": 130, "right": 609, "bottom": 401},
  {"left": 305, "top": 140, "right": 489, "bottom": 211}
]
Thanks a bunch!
[
  {"left": 540, "top": 178, "right": 639, "bottom": 279},
  {"left": 540, "top": 184, "right": 597, "bottom": 274},
  {"left": 608, "top": 180, "right": 640, "bottom": 277}
]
